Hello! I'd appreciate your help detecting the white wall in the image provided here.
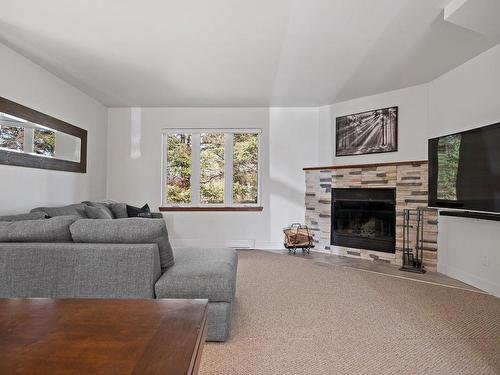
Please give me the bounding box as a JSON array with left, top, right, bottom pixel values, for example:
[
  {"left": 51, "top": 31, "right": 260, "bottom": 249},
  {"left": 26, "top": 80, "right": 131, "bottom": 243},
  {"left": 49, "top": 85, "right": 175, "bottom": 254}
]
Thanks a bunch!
[
  {"left": 269, "top": 108, "right": 319, "bottom": 244},
  {"left": 438, "top": 216, "right": 500, "bottom": 297},
  {"left": 317, "top": 84, "right": 429, "bottom": 166},
  {"left": 429, "top": 44, "right": 500, "bottom": 297},
  {"left": 317, "top": 105, "right": 333, "bottom": 165},
  {"left": 0, "top": 43, "right": 108, "bottom": 214},
  {"left": 107, "top": 107, "right": 319, "bottom": 248}
]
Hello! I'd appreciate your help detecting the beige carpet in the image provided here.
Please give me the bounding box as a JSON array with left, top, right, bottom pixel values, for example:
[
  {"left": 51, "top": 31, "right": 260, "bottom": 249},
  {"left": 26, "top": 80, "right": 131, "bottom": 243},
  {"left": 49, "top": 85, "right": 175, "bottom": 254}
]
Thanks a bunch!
[{"left": 199, "top": 250, "right": 500, "bottom": 375}]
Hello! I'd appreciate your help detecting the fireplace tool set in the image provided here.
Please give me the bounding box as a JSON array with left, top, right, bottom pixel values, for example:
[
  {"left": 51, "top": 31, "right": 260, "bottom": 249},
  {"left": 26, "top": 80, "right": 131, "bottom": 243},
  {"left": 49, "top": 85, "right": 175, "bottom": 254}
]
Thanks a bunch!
[
  {"left": 283, "top": 223, "right": 315, "bottom": 254},
  {"left": 400, "top": 208, "right": 426, "bottom": 274}
]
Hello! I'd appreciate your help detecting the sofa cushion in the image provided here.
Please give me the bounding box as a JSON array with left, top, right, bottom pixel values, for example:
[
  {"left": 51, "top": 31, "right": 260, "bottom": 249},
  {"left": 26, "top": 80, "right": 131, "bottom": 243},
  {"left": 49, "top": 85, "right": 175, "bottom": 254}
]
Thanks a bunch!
[
  {"left": 31, "top": 204, "right": 87, "bottom": 218},
  {"left": 109, "top": 203, "right": 128, "bottom": 219},
  {"left": 0, "top": 216, "right": 79, "bottom": 243},
  {"left": 0, "top": 212, "right": 47, "bottom": 222},
  {"left": 0, "top": 242, "right": 161, "bottom": 298},
  {"left": 206, "top": 302, "right": 233, "bottom": 341},
  {"left": 154, "top": 247, "right": 237, "bottom": 302},
  {"left": 84, "top": 205, "right": 113, "bottom": 219},
  {"left": 70, "top": 218, "right": 174, "bottom": 271}
]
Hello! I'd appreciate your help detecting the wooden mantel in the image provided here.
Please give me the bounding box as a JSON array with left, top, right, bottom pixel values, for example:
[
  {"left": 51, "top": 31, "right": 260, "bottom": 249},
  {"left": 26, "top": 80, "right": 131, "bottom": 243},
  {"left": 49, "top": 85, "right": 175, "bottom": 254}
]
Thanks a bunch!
[{"left": 302, "top": 160, "right": 428, "bottom": 171}]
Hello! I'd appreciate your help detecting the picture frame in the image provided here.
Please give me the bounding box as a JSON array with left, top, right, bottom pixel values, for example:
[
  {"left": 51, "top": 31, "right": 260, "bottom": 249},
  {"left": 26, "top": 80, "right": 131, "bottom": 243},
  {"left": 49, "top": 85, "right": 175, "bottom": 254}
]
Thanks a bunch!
[{"left": 335, "top": 106, "right": 398, "bottom": 156}]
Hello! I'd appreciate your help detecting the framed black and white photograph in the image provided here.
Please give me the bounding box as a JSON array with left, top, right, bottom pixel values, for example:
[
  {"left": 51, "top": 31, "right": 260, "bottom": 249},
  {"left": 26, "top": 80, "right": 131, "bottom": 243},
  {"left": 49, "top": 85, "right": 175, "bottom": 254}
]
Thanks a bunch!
[{"left": 336, "top": 106, "right": 398, "bottom": 156}]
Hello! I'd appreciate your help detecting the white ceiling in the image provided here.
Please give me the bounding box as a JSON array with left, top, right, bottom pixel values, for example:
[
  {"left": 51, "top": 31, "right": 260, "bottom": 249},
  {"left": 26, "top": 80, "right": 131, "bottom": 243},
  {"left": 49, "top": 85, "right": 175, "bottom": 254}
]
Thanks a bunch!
[
  {"left": 1, "top": 0, "right": 498, "bottom": 107},
  {"left": 445, "top": 0, "right": 500, "bottom": 38}
]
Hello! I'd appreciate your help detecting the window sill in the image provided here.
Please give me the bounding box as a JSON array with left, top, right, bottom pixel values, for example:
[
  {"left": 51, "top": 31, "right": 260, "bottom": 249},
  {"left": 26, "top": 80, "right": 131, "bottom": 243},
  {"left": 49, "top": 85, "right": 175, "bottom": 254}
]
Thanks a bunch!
[{"left": 159, "top": 206, "right": 263, "bottom": 212}]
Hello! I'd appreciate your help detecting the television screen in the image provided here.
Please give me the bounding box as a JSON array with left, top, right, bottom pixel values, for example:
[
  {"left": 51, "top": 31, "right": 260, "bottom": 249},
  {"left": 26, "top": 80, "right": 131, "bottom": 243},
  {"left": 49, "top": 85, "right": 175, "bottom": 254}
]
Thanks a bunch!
[{"left": 428, "top": 122, "right": 500, "bottom": 214}]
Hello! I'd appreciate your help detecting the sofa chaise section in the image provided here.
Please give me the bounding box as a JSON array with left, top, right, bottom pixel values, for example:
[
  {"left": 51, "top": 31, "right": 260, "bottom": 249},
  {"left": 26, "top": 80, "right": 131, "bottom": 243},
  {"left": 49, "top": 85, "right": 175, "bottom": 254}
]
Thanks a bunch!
[{"left": 155, "top": 247, "right": 238, "bottom": 341}]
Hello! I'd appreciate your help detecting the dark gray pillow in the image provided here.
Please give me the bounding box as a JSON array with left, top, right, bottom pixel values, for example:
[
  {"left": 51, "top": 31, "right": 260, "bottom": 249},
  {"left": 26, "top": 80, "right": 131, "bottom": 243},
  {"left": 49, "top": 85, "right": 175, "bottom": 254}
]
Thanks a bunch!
[
  {"left": 31, "top": 204, "right": 87, "bottom": 218},
  {"left": 0, "top": 212, "right": 47, "bottom": 222},
  {"left": 70, "top": 218, "right": 174, "bottom": 271},
  {"left": 127, "top": 204, "right": 150, "bottom": 217},
  {"left": 82, "top": 201, "right": 115, "bottom": 218},
  {"left": 109, "top": 203, "right": 128, "bottom": 219},
  {"left": 0, "top": 216, "right": 79, "bottom": 243},
  {"left": 136, "top": 212, "right": 163, "bottom": 219},
  {"left": 84, "top": 205, "right": 113, "bottom": 219}
]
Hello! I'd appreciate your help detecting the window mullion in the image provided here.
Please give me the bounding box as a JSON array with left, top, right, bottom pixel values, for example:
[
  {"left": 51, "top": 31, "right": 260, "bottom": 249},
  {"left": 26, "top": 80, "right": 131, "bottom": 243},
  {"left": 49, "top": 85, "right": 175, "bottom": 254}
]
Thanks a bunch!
[
  {"left": 191, "top": 133, "right": 201, "bottom": 206},
  {"left": 162, "top": 133, "right": 168, "bottom": 206},
  {"left": 224, "top": 133, "right": 234, "bottom": 206},
  {"left": 23, "top": 128, "right": 34, "bottom": 153},
  {"left": 257, "top": 132, "right": 262, "bottom": 206}
]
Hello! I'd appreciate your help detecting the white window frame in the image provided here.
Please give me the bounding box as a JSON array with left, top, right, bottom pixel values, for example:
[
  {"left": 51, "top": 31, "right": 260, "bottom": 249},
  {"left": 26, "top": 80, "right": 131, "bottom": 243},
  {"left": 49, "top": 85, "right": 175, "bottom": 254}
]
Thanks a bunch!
[{"left": 162, "top": 128, "right": 262, "bottom": 208}]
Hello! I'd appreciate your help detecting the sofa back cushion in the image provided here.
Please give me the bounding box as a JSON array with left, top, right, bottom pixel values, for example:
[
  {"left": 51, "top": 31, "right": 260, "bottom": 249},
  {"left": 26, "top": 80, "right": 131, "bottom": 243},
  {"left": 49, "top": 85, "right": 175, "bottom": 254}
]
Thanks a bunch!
[
  {"left": 70, "top": 218, "right": 174, "bottom": 271},
  {"left": 0, "top": 216, "right": 79, "bottom": 243},
  {"left": 31, "top": 204, "right": 87, "bottom": 218},
  {"left": 0, "top": 212, "right": 47, "bottom": 222}
]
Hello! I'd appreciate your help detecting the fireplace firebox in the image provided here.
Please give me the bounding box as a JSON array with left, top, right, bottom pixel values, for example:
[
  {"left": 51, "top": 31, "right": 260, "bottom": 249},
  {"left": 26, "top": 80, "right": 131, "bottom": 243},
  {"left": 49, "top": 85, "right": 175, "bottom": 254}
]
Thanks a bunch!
[{"left": 331, "top": 188, "right": 396, "bottom": 253}]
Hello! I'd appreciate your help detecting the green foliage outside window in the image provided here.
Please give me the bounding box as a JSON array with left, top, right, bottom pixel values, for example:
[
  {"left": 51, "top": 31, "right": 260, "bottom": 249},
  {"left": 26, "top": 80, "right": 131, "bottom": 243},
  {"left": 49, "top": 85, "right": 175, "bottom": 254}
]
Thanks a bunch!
[
  {"left": 200, "top": 133, "right": 224, "bottom": 204},
  {"left": 167, "top": 134, "right": 192, "bottom": 203},
  {"left": 437, "top": 134, "right": 461, "bottom": 200},
  {"left": 233, "top": 133, "right": 258, "bottom": 203},
  {"left": 34, "top": 128, "right": 55, "bottom": 157},
  {"left": 166, "top": 131, "right": 259, "bottom": 205},
  {"left": 0, "top": 126, "right": 24, "bottom": 151}
]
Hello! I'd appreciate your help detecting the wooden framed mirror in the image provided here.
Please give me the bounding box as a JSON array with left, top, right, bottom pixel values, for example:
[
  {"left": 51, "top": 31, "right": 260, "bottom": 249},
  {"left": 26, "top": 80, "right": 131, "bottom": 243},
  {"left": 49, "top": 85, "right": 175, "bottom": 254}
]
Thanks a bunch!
[{"left": 0, "top": 97, "right": 87, "bottom": 173}]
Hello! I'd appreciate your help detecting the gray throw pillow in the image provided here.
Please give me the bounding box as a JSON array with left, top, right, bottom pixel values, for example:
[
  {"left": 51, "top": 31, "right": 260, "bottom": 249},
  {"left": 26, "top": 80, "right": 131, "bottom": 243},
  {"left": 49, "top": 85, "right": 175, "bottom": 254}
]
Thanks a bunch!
[
  {"left": 0, "top": 212, "right": 47, "bottom": 222},
  {"left": 70, "top": 218, "right": 174, "bottom": 271},
  {"left": 0, "top": 216, "right": 80, "bottom": 243},
  {"left": 31, "top": 203, "right": 88, "bottom": 218},
  {"left": 109, "top": 203, "right": 128, "bottom": 219},
  {"left": 84, "top": 205, "right": 113, "bottom": 219},
  {"left": 82, "top": 201, "right": 115, "bottom": 218}
]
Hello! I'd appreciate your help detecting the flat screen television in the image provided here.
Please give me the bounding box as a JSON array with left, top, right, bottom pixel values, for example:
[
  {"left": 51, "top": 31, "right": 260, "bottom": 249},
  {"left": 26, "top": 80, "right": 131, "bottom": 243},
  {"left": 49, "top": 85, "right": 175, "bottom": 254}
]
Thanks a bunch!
[{"left": 428, "top": 121, "right": 500, "bottom": 214}]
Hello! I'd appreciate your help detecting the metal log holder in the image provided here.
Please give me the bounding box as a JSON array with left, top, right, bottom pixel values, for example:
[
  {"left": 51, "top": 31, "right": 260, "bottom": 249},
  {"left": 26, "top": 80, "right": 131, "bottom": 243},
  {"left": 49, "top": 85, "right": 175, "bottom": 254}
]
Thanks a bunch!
[
  {"left": 399, "top": 208, "right": 426, "bottom": 274},
  {"left": 283, "top": 223, "right": 315, "bottom": 254}
]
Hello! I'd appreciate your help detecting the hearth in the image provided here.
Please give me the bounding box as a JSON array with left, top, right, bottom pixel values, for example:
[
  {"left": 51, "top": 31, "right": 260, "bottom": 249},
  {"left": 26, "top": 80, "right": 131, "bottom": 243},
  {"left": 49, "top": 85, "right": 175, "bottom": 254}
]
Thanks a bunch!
[{"left": 331, "top": 188, "right": 396, "bottom": 253}]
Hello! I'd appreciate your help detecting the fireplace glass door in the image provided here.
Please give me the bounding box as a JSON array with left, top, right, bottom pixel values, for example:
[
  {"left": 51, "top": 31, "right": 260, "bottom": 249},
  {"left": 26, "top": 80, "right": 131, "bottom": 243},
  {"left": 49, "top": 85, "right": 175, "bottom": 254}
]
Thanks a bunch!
[{"left": 331, "top": 188, "right": 396, "bottom": 253}]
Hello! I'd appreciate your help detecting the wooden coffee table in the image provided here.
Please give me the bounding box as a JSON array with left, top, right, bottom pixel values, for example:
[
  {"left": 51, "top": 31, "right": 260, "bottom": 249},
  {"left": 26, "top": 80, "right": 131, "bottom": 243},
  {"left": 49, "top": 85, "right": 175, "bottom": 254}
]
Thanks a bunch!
[{"left": 0, "top": 298, "right": 208, "bottom": 375}]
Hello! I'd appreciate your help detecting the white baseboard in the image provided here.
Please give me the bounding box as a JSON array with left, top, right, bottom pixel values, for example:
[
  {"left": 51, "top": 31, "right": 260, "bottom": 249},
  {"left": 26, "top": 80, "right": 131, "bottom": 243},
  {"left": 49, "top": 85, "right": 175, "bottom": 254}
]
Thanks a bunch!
[
  {"left": 440, "top": 264, "right": 500, "bottom": 298},
  {"left": 170, "top": 238, "right": 284, "bottom": 250},
  {"left": 254, "top": 241, "right": 284, "bottom": 250},
  {"left": 170, "top": 239, "right": 252, "bottom": 248}
]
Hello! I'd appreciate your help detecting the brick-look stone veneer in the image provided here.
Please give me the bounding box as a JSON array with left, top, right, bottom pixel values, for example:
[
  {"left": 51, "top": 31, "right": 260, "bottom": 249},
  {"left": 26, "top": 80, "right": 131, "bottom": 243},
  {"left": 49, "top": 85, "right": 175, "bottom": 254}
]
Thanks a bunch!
[{"left": 305, "top": 161, "right": 439, "bottom": 271}]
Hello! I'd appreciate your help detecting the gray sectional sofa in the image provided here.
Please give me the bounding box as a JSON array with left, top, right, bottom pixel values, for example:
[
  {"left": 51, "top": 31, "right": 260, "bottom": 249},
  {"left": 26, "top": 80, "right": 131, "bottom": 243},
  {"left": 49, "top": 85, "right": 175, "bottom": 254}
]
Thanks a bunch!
[{"left": 0, "top": 203, "right": 238, "bottom": 342}]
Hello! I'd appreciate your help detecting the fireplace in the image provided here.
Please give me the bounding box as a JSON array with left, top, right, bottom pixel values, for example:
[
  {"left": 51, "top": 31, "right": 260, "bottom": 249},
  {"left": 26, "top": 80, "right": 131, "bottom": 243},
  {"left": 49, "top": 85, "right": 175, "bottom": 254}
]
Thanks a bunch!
[{"left": 331, "top": 188, "right": 396, "bottom": 253}]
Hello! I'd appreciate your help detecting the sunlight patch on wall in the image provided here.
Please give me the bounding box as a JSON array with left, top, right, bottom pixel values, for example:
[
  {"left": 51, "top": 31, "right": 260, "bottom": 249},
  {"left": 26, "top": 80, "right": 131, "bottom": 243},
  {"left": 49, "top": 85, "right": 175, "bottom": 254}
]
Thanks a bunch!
[{"left": 130, "top": 107, "right": 142, "bottom": 159}]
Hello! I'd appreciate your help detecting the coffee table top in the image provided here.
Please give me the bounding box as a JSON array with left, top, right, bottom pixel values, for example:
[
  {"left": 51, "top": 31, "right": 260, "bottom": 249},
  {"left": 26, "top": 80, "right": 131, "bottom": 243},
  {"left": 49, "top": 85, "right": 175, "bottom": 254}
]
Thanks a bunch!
[{"left": 0, "top": 298, "right": 208, "bottom": 375}]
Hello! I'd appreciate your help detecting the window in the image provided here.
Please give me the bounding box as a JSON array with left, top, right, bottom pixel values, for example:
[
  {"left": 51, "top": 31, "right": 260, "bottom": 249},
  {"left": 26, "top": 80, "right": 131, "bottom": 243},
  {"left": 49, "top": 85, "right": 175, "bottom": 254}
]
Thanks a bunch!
[
  {"left": 0, "top": 112, "right": 61, "bottom": 159},
  {"left": 163, "top": 129, "right": 261, "bottom": 208}
]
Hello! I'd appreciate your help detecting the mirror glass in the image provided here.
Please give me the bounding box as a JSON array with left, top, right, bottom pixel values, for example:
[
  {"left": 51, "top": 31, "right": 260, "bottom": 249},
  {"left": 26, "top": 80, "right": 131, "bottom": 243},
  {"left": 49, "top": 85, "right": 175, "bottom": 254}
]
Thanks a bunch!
[{"left": 0, "top": 111, "right": 81, "bottom": 163}]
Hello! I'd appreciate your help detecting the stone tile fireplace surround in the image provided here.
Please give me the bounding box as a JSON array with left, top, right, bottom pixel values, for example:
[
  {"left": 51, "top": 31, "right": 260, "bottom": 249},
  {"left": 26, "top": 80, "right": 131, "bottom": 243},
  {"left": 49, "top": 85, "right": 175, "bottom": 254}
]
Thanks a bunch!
[{"left": 304, "top": 161, "right": 438, "bottom": 271}]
